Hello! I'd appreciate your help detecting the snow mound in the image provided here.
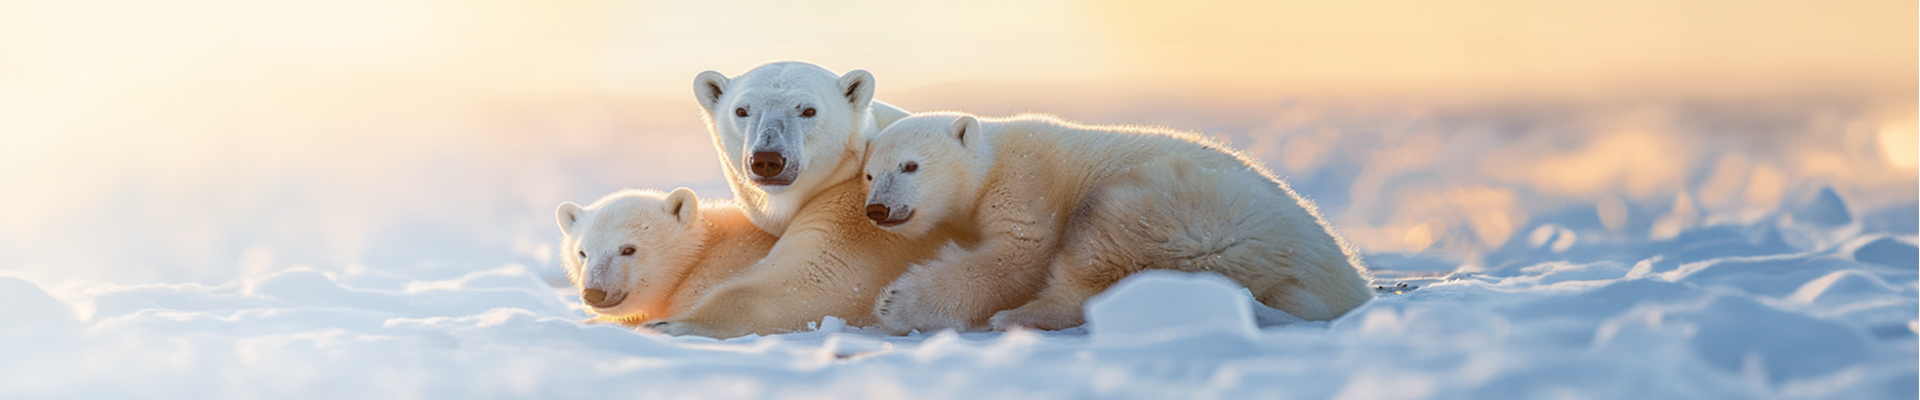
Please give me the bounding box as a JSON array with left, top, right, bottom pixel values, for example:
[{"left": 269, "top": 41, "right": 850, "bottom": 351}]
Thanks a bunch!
[{"left": 1085, "top": 271, "right": 1261, "bottom": 345}]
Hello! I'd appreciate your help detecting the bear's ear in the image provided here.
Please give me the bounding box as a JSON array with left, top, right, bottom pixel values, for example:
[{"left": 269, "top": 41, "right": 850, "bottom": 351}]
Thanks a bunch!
[
  {"left": 665, "top": 187, "right": 699, "bottom": 224},
  {"left": 837, "top": 69, "right": 876, "bottom": 112},
  {"left": 556, "top": 202, "right": 585, "bottom": 235},
  {"left": 951, "top": 115, "right": 980, "bottom": 147},
  {"left": 693, "top": 71, "right": 730, "bottom": 112}
]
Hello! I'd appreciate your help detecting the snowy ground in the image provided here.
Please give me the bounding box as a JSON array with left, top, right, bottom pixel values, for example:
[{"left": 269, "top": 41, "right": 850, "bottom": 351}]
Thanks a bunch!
[
  {"left": 2, "top": 95, "right": 1915, "bottom": 399},
  {"left": 4, "top": 211, "right": 1913, "bottom": 399}
]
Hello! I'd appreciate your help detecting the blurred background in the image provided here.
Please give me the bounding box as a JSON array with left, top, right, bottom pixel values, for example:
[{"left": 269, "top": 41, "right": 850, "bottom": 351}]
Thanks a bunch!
[{"left": 1, "top": 0, "right": 1912, "bottom": 297}]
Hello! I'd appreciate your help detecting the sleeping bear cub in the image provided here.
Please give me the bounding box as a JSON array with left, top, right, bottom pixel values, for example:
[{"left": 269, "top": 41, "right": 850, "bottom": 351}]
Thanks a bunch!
[
  {"left": 862, "top": 112, "right": 1374, "bottom": 333},
  {"left": 556, "top": 188, "right": 776, "bottom": 327}
]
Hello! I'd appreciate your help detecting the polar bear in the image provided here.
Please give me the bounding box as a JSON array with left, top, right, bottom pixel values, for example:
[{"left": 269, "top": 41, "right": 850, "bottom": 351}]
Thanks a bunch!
[
  {"left": 555, "top": 188, "right": 776, "bottom": 327},
  {"left": 691, "top": 61, "right": 911, "bottom": 234},
  {"left": 643, "top": 61, "right": 949, "bottom": 338},
  {"left": 862, "top": 112, "right": 1375, "bottom": 333}
]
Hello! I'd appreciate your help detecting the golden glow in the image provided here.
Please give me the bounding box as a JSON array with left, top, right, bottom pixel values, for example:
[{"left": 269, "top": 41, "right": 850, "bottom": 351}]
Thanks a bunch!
[
  {"left": 1881, "top": 118, "right": 1920, "bottom": 170},
  {"left": 1403, "top": 222, "right": 1436, "bottom": 252},
  {"left": 1082, "top": 0, "right": 1915, "bottom": 101}
]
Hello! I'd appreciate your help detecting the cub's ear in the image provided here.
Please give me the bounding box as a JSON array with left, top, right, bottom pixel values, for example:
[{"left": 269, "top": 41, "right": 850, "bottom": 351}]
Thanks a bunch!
[
  {"left": 665, "top": 187, "right": 699, "bottom": 224},
  {"left": 556, "top": 202, "right": 585, "bottom": 235},
  {"left": 837, "top": 69, "right": 876, "bottom": 112},
  {"left": 951, "top": 115, "right": 980, "bottom": 146},
  {"left": 693, "top": 71, "right": 730, "bottom": 112}
]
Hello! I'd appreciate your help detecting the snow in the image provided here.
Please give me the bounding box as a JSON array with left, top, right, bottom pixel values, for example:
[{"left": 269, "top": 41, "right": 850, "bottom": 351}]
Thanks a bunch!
[
  {"left": 9, "top": 224, "right": 1912, "bottom": 399},
  {"left": 6, "top": 196, "right": 1915, "bottom": 399},
  {"left": 1085, "top": 271, "right": 1265, "bottom": 345},
  {"left": 2, "top": 83, "right": 1915, "bottom": 398}
]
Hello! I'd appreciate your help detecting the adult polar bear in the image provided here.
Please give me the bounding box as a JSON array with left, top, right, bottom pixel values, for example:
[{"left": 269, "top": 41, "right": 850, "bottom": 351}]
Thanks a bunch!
[{"left": 644, "top": 61, "right": 947, "bottom": 338}]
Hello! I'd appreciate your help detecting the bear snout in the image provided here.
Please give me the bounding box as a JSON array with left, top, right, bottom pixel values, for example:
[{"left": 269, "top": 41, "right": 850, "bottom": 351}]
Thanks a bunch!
[
  {"left": 749, "top": 151, "right": 788, "bottom": 180},
  {"left": 582, "top": 288, "right": 628, "bottom": 308},
  {"left": 866, "top": 203, "right": 914, "bottom": 227}
]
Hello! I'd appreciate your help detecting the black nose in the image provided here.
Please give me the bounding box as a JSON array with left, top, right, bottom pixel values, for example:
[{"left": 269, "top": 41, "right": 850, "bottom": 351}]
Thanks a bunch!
[
  {"left": 866, "top": 204, "right": 890, "bottom": 223},
  {"left": 750, "top": 152, "right": 786, "bottom": 178}
]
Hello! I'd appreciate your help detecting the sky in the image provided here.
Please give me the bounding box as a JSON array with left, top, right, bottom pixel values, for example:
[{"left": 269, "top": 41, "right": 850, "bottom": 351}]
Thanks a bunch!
[{"left": 0, "top": 0, "right": 1913, "bottom": 289}]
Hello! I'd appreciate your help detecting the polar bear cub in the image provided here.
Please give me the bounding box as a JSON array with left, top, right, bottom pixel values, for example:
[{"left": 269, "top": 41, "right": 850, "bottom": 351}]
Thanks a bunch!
[
  {"left": 862, "top": 112, "right": 1374, "bottom": 332},
  {"left": 556, "top": 188, "right": 776, "bottom": 326}
]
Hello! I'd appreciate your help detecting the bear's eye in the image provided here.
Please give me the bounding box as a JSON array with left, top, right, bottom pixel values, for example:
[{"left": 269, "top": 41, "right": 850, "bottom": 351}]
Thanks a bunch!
[
  {"left": 800, "top": 108, "right": 816, "bottom": 118},
  {"left": 577, "top": 250, "right": 586, "bottom": 259},
  {"left": 620, "top": 246, "right": 636, "bottom": 256},
  {"left": 734, "top": 107, "right": 748, "bottom": 118},
  {"left": 902, "top": 162, "right": 918, "bottom": 173},
  {"left": 865, "top": 174, "right": 872, "bottom": 181}
]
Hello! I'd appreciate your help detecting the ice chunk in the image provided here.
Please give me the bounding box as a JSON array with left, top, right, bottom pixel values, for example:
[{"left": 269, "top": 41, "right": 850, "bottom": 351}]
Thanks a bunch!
[{"left": 1085, "top": 271, "right": 1258, "bottom": 346}]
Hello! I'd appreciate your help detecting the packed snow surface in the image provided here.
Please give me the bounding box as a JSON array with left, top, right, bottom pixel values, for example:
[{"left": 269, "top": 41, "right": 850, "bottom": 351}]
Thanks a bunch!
[{"left": 4, "top": 207, "right": 1913, "bottom": 398}]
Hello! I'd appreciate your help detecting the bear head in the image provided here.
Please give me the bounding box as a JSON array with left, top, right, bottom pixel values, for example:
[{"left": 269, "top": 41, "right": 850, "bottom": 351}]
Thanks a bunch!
[
  {"left": 554, "top": 188, "right": 706, "bottom": 321},
  {"left": 694, "top": 61, "right": 878, "bottom": 234},
  {"left": 862, "top": 113, "right": 991, "bottom": 238}
]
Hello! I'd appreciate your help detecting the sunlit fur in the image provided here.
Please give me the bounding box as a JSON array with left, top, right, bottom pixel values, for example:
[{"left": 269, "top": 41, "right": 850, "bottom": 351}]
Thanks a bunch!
[
  {"left": 555, "top": 188, "right": 775, "bottom": 326},
  {"left": 864, "top": 112, "right": 1375, "bottom": 333}
]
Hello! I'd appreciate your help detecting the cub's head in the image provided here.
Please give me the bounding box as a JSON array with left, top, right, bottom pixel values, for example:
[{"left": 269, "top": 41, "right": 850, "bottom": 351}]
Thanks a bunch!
[
  {"left": 554, "top": 188, "right": 706, "bottom": 321},
  {"left": 863, "top": 113, "right": 989, "bottom": 237},
  {"left": 694, "top": 62, "right": 876, "bottom": 206}
]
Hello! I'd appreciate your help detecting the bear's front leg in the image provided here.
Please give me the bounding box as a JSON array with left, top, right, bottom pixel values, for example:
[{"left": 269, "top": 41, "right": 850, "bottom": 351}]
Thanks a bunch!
[
  {"left": 873, "top": 261, "right": 971, "bottom": 334},
  {"left": 874, "top": 242, "right": 1050, "bottom": 334}
]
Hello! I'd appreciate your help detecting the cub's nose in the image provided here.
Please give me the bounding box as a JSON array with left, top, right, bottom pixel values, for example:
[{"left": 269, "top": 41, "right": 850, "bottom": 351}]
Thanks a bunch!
[
  {"left": 582, "top": 288, "right": 625, "bottom": 308},
  {"left": 750, "top": 152, "right": 787, "bottom": 178},
  {"left": 865, "top": 204, "right": 891, "bottom": 223}
]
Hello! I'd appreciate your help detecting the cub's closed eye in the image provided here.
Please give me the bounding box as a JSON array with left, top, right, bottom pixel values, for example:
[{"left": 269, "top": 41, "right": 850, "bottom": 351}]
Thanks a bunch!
[
  {"left": 577, "top": 251, "right": 586, "bottom": 258},
  {"left": 734, "top": 108, "right": 748, "bottom": 117},
  {"left": 902, "top": 162, "right": 918, "bottom": 173}
]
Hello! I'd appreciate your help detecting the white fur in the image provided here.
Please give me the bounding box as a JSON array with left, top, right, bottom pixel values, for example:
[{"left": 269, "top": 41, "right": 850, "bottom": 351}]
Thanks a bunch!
[{"left": 555, "top": 188, "right": 774, "bottom": 326}]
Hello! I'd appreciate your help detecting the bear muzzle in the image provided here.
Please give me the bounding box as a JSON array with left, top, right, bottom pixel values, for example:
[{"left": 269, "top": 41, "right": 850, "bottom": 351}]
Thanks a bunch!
[
  {"left": 748, "top": 151, "right": 795, "bottom": 186},
  {"left": 581, "top": 288, "right": 628, "bottom": 309},
  {"left": 865, "top": 203, "right": 914, "bottom": 227}
]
